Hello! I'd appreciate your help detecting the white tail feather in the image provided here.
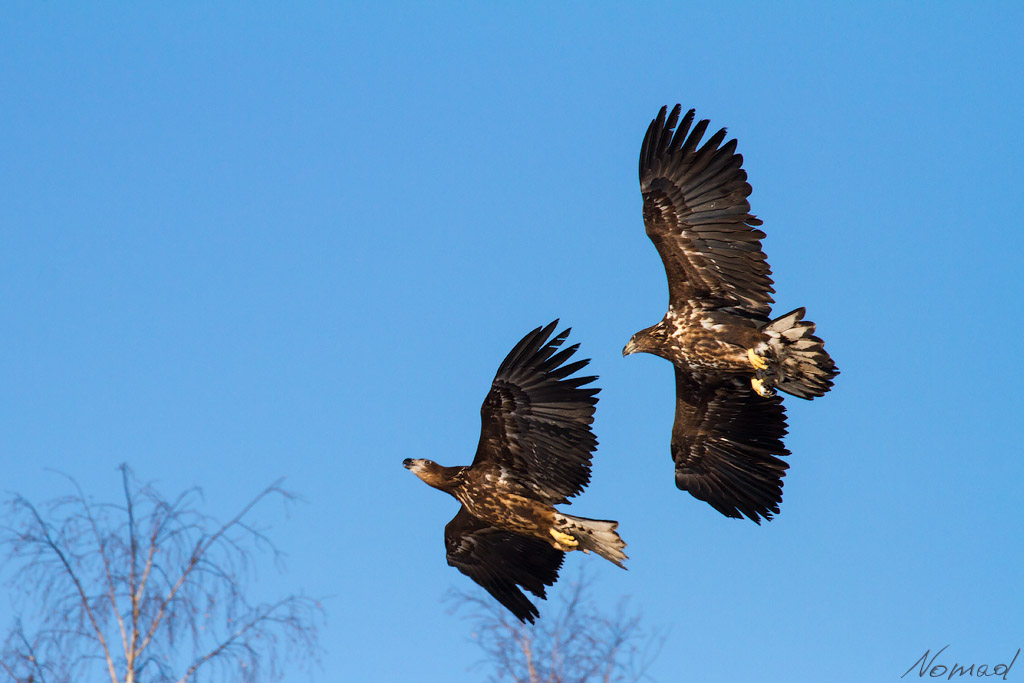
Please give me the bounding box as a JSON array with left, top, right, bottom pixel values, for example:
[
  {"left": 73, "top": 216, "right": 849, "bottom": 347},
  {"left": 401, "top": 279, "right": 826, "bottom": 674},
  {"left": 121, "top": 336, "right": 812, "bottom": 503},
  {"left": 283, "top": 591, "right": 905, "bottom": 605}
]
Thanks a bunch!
[
  {"left": 761, "top": 307, "right": 838, "bottom": 399},
  {"left": 554, "top": 513, "right": 628, "bottom": 568}
]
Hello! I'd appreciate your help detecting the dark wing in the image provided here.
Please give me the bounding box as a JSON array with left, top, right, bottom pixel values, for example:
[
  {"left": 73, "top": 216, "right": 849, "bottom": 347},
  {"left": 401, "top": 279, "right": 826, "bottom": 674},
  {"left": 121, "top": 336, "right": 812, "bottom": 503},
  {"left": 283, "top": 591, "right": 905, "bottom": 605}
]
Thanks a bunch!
[
  {"left": 640, "top": 104, "right": 774, "bottom": 322},
  {"left": 671, "top": 368, "right": 790, "bottom": 523},
  {"left": 472, "top": 321, "right": 600, "bottom": 505},
  {"left": 445, "top": 507, "right": 564, "bottom": 624}
]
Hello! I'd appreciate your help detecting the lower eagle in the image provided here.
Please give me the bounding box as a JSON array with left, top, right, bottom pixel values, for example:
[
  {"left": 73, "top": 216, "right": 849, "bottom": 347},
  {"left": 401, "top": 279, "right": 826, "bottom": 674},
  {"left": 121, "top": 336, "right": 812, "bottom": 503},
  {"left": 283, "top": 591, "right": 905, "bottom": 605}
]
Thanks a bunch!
[
  {"left": 623, "top": 104, "right": 839, "bottom": 523},
  {"left": 404, "top": 321, "right": 626, "bottom": 623}
]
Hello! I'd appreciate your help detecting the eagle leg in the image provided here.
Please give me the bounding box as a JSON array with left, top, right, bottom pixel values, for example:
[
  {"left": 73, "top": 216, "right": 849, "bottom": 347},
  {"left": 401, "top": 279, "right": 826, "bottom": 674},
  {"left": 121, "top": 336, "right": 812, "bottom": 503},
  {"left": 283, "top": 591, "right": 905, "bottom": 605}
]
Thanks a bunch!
[
  {"left": 747, "top": 347, "right": 770, "bottom": 370},
  {"left": 549, "top": 527, "right": 579, "bottom": 550}
]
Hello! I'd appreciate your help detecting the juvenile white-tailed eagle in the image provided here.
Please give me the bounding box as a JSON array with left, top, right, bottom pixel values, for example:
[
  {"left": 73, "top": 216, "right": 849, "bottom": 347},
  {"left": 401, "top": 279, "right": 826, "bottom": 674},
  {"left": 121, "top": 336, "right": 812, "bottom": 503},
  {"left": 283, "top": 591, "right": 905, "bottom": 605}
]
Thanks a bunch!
[
  {"left": 623, "top": 104, "right": 838, "bottom": 523},
  {"left": 405, "top": 321, "right": 626, "bottom": 623}
]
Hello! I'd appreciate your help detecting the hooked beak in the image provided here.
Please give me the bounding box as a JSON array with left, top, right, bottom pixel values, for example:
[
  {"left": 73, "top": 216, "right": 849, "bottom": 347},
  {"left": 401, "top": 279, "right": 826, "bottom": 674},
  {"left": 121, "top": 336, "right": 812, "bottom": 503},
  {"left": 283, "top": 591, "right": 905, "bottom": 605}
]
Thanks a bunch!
[
  {"left": 402, "top": 458, "right": 413, "bottom": 469},
  {"left": 622, "top": 339, "right": 637, "bottom": 357}
]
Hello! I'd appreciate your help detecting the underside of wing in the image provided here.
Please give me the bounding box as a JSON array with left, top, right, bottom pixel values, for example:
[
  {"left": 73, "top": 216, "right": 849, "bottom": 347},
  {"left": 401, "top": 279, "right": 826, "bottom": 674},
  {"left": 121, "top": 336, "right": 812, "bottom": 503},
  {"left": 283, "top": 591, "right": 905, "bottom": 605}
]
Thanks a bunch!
[
  {"left": 640, "top": 104, "right": 774, "bottom": 322},
  {"left": 445, "top": 507, "right": 564, "bottom": 623},
  {"left": 473, "top": 321, "right": 600, "bottom": 505},
  {"left": 671, "top": 368, "right": 790, "bottom": 523}
]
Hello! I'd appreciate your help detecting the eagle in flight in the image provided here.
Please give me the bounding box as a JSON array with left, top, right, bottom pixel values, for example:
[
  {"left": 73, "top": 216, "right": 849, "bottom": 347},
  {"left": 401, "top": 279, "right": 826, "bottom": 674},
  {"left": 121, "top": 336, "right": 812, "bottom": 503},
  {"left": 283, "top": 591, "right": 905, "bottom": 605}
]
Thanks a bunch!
[
  {"left": 623, "top": 104, "right": 838, "bottom": 523},
  {"left": 405, "top": 321, "right": 626, "bottom": 623}
]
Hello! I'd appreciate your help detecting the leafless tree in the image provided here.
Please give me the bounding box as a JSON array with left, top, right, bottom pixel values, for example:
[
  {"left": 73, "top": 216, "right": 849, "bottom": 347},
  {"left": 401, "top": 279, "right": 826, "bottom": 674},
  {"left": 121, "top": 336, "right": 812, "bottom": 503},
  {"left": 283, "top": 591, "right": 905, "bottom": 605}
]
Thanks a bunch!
[
  {"left": 448, "top": 568, "right": 664, "bottom": 683},
  {"left": 0, "top": 465, "right": 323, "bottom": 683}
]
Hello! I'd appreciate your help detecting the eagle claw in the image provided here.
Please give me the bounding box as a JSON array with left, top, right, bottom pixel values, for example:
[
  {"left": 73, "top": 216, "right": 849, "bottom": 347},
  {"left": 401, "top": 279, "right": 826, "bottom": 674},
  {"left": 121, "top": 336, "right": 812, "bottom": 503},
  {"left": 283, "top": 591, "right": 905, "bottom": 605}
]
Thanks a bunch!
[
  {"left": 747, "top": 348, "right": 770, "bottom": 370},
  {"left": 751, "top": 377, "right": 775, "bottom": 397},
  {"left": 549, "top": 528, "right": 578, "bottom": 550}
]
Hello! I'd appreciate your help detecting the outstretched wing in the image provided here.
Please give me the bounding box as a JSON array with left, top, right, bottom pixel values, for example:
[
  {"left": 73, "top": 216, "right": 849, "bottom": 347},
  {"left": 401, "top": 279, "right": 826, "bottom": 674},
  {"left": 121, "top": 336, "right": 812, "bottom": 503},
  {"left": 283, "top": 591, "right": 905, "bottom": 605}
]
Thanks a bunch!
[
  {"left": 640, "top": 103, "right": 774, "bottom": 321},
  {"left": 472, "top": 321, "right": 600, "bottom": 505},
  {"left": 671, "top": 368, "right": 790, "bottom": 523},
  {"left": 445, "top": 507, "right": 564, "bottom": 623}
]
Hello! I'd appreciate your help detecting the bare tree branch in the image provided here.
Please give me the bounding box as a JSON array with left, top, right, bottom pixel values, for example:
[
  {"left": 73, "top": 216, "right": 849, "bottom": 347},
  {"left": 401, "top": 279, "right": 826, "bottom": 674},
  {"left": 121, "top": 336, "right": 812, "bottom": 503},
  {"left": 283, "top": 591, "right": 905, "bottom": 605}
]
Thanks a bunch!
[
  {"left": 0, "top": 466, "right": 323, "bottom": 683},
  {"left": 12, "top": 495, "right": 120, "bottom": 683},
  {"left": 447, "top": 567, "right": 665, "bottom": 683}
]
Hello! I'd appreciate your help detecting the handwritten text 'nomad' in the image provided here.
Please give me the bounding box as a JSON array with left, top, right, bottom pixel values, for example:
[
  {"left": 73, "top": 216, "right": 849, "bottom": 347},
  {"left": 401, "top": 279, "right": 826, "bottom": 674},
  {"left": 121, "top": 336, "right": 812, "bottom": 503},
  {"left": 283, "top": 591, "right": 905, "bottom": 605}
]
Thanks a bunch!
[{"left": 903, "top": 645, "right": 1019, "bottom": 680}]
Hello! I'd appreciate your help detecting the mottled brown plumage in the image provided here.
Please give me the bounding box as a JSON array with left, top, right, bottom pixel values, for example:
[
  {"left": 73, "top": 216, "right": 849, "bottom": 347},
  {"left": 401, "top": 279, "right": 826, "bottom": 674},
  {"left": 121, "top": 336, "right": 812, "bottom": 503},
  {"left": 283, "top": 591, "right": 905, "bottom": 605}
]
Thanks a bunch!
[
  {"left": 624, "top": 104, "right": 839, "bottom": 523},
  {"left": 405, "top": 321, "right": 626, "bottom": 623}
]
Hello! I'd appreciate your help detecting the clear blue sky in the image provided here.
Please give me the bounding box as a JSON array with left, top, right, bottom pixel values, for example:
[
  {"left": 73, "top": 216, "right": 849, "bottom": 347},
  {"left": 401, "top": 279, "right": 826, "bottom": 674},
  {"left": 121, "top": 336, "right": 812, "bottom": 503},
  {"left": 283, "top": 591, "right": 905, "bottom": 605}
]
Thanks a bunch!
[{"left": 2, "top": 3, "right": 1022, "bottom": 682}]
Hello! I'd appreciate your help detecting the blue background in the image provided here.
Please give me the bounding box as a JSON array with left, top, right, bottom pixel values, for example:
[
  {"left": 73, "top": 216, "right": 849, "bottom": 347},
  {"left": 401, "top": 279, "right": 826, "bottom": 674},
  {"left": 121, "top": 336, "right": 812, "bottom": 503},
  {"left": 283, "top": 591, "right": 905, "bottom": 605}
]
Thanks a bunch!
[{"left": 2, "top": 3, "right": 1022, "bottom": 681}]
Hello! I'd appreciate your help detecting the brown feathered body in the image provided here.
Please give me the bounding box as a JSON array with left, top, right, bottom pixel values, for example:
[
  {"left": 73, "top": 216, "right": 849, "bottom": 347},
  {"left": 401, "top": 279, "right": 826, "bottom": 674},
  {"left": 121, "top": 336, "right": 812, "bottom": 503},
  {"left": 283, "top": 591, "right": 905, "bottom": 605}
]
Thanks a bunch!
[
  {"left": 405, "top": 461, "right": 557, "bottom": 541},
  {"left": 629, "top": 306, "right": 762, "bottom": 378}
]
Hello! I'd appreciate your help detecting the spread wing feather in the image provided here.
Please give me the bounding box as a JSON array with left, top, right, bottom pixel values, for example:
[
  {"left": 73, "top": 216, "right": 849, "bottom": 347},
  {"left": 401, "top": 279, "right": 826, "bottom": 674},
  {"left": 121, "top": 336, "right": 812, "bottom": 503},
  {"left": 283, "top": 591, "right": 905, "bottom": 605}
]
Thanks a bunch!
[
  {"left": 641, "top": 104, "right": 774, "bottom": 322},
  {"left": 473, "top": 321, "right": 600, "bottom": 505},
  {"left": 445, "top": 507, "right": 564, "bottom": 623},
  {"left": 671, "top": 368, "right": 790, "bottom": 523}
]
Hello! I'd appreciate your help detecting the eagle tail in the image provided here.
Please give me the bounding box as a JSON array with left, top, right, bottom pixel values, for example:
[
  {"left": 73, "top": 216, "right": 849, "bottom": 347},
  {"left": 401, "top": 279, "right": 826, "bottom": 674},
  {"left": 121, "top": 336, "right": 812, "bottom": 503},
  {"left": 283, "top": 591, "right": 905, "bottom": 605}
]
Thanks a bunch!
[
  {"left": 555, "top": 513, "right": 628, "bottom": 569},
  {"left": 761, "top": 307, "right": 838, "bottom": 400}
]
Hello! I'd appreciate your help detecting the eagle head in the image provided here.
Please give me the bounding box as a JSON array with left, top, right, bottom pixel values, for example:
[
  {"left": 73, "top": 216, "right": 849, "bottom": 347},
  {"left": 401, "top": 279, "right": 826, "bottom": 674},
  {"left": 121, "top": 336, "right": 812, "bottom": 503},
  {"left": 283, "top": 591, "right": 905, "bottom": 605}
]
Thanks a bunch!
[
  {"left": 403, "top": 458, "right": 450, "bottom": 490},
  {"left": 623, "top": 322, "right": 670, "bottom": 357}
]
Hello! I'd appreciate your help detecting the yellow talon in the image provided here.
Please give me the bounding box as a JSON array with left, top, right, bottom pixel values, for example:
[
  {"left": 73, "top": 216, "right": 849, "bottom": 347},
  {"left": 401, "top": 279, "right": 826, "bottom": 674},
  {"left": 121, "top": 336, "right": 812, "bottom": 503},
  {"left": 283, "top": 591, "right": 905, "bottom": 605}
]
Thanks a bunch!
[
  {"left": 751, "top": 377, "right": 775, "bottom": 397},
  {"left": 747, "top": 348, "right": 770, "bottom": 370},
  {"left": 549, "top": 528, "right": 578, "bottom": 549}
]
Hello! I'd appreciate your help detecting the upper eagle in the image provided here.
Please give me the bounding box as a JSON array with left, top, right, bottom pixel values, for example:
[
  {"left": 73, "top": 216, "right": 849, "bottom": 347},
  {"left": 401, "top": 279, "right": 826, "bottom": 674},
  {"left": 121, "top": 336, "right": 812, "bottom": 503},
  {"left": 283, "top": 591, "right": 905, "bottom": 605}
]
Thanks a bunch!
[
  {"left": 405, "top": 321, "right": 626, "bottom": 623},
  {"left": 623, "top": 104, "right": 838, "bottom": 523}
]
